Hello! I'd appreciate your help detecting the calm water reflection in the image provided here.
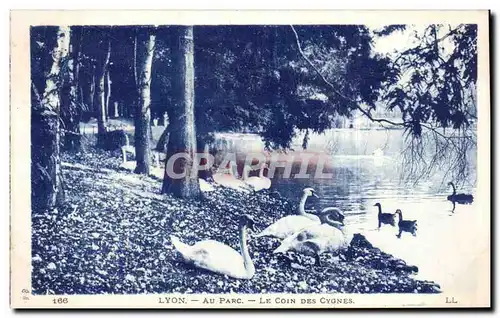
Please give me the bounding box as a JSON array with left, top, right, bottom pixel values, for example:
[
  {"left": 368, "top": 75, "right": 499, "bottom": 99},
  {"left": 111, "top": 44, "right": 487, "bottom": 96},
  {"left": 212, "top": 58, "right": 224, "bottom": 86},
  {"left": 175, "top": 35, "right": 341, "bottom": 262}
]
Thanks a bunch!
[{"left": 215, "top": 128, "right": 477, "bottom": 228}]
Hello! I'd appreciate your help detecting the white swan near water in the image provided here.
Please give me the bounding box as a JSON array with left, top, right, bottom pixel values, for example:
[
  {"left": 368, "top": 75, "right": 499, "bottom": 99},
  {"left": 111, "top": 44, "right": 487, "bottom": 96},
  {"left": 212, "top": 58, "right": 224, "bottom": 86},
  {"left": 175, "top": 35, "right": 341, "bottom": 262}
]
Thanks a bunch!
[
  {"left": 242, "top": 163, "right": 271, "bottom": 192},
  {"left": 255, "top": 188, "right": 321, "bottom": 239},
  {"left": 171, "top": 214, "right": 257, "bottom": 279},
  {"left": 213, "top": 162, "right": 252, "bottom": 193},
  {"left": 273, "top": 210, "right": 352, "bottom": 265}
]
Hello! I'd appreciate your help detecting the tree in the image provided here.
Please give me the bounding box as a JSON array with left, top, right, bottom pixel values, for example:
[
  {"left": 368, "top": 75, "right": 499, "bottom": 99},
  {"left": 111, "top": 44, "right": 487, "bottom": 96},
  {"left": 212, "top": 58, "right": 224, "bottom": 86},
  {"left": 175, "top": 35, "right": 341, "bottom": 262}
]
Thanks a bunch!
[
  {"left": 378, "top": 24, "right": 478, "bottom": 184},
  {"left": 93, "top": 27, "right": 111, "bottom": 147},
  {"left": 288, "top": 24, "right": 478, "bottom": 184},
  {"left": 61, "top": 26, "right": 83, "bottom": 151},
  {"left": 133, "top": 27, "right": 156, "bottom": 174},
  {"left": 31, "top": 26, "right": 70, "bottom": 212},
  {"left": 162, "top": 26, "right": 201, "bottom": 198}
]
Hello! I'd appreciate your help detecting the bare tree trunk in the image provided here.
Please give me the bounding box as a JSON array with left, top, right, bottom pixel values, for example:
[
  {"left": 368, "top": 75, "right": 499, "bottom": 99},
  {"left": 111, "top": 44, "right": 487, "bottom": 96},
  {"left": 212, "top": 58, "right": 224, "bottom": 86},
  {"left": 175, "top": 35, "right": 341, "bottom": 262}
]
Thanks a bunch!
[
  {"left": 105, "top": 69, "right": 111, "bottom": 120},
  {"left": 89, "top": 63, "right": 95, "bottom": 115},
  {"left": 134, "top": 28, "right": 155, "bottom": 174},
  {"left": 31, "top": 26, "right": 70, "bottom": 212},
  {"left": 95, "top": 31, "right": 111, "bottom": 147},
  {"left": 61, "top": 26, "right": 82, "bottom": 151},
  {"left": 113, "top": 101, "right": 119, "bottom": 118},
  {"left": 162, "top": 26, "right": 201, "bottom": 198}
]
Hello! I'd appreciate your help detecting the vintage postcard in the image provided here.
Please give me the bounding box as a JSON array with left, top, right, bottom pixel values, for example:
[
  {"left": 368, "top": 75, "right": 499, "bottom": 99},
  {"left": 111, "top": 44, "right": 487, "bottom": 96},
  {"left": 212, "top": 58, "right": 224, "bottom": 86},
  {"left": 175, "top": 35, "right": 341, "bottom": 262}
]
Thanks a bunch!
[{"left": 10, "top": 10, "right": 491, "bottom": 308}]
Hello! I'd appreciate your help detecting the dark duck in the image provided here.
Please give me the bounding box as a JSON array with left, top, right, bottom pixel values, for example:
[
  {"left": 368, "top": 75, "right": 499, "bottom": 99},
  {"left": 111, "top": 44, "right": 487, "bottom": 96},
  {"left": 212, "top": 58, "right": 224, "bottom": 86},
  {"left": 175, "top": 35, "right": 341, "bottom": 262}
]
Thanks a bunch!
[
  {"left": 447, "top": 182, "right": 474, "bottom": 212},
  {"left": 374, "top": 203, "right": 395, "bottom": 229},
  {"left": 394, "top": 209, "right": 417, "bottom": 238}
]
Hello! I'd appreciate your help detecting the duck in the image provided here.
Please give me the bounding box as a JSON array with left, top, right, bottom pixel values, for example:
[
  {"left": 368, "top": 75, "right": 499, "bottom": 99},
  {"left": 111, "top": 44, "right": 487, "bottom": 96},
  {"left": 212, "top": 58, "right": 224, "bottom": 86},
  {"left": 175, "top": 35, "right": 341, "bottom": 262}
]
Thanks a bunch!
[
  {"left": 213, "top": 162, "right": 252, "bottom": 193},
  {"left": 394, "top": 209, "right": 417, "bottom": 238},
  {"left": 242, "top": 163, "right": 271, "bottom": 192},
  {"left": 374, "top": 202, "right": 396, "bottom": 229},
  {"left": 273, "top": 209, "right": 352, "bottom": 266},
  {"left": 255, "top": 188, "right": 321, "bottom": 239},
  {"left": 170, "top": 214, "right": 256, "bottom": 280},
  {"left": 447, "top": 181, "right": 474, "bottom": 212}
]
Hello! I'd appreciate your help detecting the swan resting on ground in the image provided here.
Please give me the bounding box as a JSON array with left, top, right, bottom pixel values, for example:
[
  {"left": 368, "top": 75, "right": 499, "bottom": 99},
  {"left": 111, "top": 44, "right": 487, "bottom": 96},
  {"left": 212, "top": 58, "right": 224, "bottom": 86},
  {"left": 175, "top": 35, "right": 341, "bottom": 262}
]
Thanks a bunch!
[
  {"left": 273, "top": 209, "right": 352, "bottom": 266},
  {"left": 213, "top": 162, "right": 252, "bottom": 193},
  {"left": 170, "top": 214, "right": 257, "bottom": 279},
  {"left": 199, "top": 178, "right": 215, "bottom": 192},
  {"left": 243, "top": 163, "right": 271, "bottom": 192},
  {"left": 255, "top": 187, "right": 321, "bottom": 239}
]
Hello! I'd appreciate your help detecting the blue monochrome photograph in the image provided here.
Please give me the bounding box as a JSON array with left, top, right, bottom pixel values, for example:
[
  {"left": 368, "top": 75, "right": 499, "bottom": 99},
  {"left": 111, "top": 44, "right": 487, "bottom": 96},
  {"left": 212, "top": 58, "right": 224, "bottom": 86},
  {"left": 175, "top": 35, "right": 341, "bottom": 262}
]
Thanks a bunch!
[{"left": 13, "top": 10, "right": 490, "bottom": 309}]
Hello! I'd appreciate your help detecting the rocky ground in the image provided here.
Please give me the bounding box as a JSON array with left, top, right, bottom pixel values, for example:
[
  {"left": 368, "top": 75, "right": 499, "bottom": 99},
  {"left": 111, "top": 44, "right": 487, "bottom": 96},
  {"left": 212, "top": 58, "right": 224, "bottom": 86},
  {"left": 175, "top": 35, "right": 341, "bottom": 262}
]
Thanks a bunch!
[{"left": 31, "top": 141, "right": 441, "bottom": 295}]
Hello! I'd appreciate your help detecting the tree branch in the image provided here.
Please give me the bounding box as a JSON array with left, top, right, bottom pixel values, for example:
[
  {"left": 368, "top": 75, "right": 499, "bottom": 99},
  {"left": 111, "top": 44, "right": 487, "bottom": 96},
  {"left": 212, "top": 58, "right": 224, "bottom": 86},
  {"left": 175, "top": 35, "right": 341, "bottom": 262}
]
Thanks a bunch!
[{"left": 289, "top": 25, "right": 356, "bottom": 104}]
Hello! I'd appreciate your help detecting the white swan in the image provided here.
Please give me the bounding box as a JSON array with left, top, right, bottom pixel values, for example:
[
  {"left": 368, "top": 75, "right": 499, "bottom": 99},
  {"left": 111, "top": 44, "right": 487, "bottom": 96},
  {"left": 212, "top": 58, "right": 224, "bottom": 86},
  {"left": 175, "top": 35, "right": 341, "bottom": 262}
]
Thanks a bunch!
[
  {"left": 199, "top": 178, "right": 215, "bottom": 192},
  {"left": 121, "top": 134, "right": 136, "bottom": 157},
  {"left": 171, "top": 214, "right": 256, "bottom": 279},
  {"left": 319, "top": 207, "right": 345, "bottom": 224},
  {"left": 273, "top": 210, "right": 352, "bottom": 266},
  {"left": 255, "top": 187, "right": 321, "bottom": 239},
  {"left": 243, "top": 163, "right": 271, "bottom": 192},
  {"left": 120, "top": 147, "right": 136, "bottom": 171},
  {"left": 213, "top": 162, "right": 251, "bottom": 193}
]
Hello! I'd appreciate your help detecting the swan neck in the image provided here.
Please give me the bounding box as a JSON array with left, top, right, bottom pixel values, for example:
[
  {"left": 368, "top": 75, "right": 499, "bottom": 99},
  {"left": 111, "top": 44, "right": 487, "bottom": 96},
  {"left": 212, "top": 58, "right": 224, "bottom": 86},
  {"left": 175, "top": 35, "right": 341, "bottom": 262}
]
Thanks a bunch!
[
  {"left": 397, "top": 211, "right": 403, "bottom": 222},
  {"left": 450, "top": 182, "right": 456, "bottom": 195},
  {"left": 324, "top": 213, "right": 342, "bottom": 228},
  {"left": 121, "top": 148, "right": 127, "bottom": 163},
  {"left": 298, "top": 193, "right": 308, "bottom": 215},
  {"left": 239, "top": 225, "right": 255, "bottom": 277},
  {"left": 377, "top": 204, "right": 382, "bottom": 215}
]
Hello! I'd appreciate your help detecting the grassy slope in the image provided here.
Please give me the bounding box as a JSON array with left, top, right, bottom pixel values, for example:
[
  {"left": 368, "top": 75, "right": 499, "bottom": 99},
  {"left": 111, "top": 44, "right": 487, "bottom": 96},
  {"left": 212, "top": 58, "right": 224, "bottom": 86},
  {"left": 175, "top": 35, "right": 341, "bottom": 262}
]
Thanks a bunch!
[{"left": 31, "top": 140, "right": 441, "bottom": 295}]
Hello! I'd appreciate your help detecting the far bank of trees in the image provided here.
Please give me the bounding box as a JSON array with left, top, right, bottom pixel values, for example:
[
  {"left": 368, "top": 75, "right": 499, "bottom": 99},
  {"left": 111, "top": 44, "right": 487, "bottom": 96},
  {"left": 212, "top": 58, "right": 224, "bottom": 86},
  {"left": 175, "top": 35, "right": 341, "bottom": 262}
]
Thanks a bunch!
[{"left": 31, "top": 24, "right": 478, "bottom": 212}]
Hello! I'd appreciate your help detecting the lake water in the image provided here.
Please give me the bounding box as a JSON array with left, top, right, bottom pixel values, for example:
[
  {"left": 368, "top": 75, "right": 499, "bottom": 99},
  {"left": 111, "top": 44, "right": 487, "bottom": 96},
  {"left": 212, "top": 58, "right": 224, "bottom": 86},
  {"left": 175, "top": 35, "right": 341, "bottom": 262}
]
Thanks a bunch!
[{"left": 214, "top": 128, "right": 481, "bottom": 293}]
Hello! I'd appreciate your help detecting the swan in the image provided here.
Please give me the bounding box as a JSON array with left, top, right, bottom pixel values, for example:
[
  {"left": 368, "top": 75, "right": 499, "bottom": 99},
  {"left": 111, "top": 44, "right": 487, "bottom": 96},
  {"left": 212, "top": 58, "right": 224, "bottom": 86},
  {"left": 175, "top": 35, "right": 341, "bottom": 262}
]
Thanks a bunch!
[
  {"left": 374, "top": 202, "right": 396, "bottom": 229},
  {"left": 255, "top": 188, "right": 321, "bottom": 239},
  {"left": 213, "top": 162, "right": 252, "bottom": 193},
  {"left": 273, "top": 210, "right": 352, "bottom": 266},
  {"left": 447, "top": 181, "right": 474, "bottom": 212},
  {"left": 242, "top": 163, "right": 271, "bottom": 192},
  {"left": 170, "top": 214, "right": 256, "bottom": 279},
  {"left": 199, "top": 178, "right": 215, "bottom": 192},
  {"left": 121, "top": 134, "right": 136, "bottom": 157},
  {"left": 318, "top": 207, "right": 345, "bottom": 225},
  {"left": 394, "top": 209, "right": 417, "bottom": 238},
  {"left": 120, "top": 147, "right": 136, "bottom": 171}
]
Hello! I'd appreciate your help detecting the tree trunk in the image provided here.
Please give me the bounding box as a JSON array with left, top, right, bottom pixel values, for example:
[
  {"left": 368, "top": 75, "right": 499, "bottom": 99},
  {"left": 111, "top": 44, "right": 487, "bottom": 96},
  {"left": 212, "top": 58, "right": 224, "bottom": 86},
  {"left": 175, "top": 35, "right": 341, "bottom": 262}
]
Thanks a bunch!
[
  {"left": 105, "top": 69, "right": 111, "bottom": 120},
  {"left": 113, "top": 101, "right": 119, "bottom": 118},
  {"left": 133, "top": 28, "right": 155, "bottom": 174},
  {"left": 89, "top": 63, "right": 95, "bottom": 115},
  {"left": 61, "top": 26, "right": 82, "bottom": 151},
  {"left": 156, "top": 125, "right": 169, "bottom": 152},
  {"left": 95, "top": 32, "right": 111, "bottom": 147},
  {"left": 162, "top": 26, "right": 201, "bottom": 198},
  {"left": 31, "top": 26, "right": 70, "bottom": 212}
]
